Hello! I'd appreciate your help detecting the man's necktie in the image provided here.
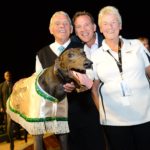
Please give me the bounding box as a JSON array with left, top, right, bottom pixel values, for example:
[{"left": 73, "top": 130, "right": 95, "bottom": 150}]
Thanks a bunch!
[{"left": 58, "top": 46, "right": 65, "bottom": 54}]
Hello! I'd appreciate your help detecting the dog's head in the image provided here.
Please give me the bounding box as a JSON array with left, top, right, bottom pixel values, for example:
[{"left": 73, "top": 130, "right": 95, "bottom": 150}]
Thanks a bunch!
[{"left": 54, "top": 48, "right": 93, "bottom": 90}]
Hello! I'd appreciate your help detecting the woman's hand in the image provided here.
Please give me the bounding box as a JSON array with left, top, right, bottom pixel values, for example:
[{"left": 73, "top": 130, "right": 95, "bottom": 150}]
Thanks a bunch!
[{"left": 63, "top": 82, "right": 75, "bottom": 93}]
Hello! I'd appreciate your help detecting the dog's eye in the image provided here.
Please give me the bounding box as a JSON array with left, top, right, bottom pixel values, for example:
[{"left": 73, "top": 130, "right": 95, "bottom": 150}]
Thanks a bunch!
[
  {"left": 81, "top": 51, "right": 86, "bottom": 56},
  {"left": 68, "top": 53, "right": 74, "bottom": 58}
]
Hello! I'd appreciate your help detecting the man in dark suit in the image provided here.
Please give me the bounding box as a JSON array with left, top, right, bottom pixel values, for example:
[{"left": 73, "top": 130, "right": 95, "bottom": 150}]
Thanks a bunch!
[
  {"left": 0, "top": 71, "right": 13, "bottom": 133},
  {"left": 66, "top": 11, "right": 107, "bottom": 150},
  {"left": 0, "top": 71, "right": 24, "bottom": 140}
]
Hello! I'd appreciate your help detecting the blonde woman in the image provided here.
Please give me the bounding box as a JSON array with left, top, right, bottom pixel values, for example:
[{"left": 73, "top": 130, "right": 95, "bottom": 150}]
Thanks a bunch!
[{"left": 92, "top": 6, "right": 150, "bottom": 150}]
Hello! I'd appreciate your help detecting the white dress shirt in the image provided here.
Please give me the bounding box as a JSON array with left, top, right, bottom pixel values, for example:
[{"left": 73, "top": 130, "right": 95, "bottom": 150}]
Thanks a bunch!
[{"left": 84, "top": 33, "right": 99, "bottom": 80}]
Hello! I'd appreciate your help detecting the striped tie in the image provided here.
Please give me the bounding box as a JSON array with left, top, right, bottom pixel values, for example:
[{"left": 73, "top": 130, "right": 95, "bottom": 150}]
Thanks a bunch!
[{"left": 58, "top": 46, "right": 65, "bottom": 54}]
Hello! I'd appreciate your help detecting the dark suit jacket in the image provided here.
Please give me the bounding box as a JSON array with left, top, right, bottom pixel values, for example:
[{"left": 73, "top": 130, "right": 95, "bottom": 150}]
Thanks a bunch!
[
  {"left": 0, "top": 81, "right": 13, "bottom": 112},
  {"left": 68, "top": 32, "right": 103, "bottom": 129}
]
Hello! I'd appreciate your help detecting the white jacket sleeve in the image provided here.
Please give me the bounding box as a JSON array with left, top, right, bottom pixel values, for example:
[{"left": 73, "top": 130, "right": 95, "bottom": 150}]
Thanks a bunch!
[{"left": 35, "top": 55, "right": 43, "bottom": 73}]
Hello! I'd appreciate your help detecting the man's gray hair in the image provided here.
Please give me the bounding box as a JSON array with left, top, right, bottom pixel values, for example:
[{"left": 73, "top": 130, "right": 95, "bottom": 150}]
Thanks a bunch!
[{"left": 50, "top": 11, "right": 72, "bottom": 26}]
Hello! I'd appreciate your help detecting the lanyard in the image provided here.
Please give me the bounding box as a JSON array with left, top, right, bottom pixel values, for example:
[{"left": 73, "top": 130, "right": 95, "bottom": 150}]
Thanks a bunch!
[{"left": 107, "top": 39, "right": 122, "bottom": 73}]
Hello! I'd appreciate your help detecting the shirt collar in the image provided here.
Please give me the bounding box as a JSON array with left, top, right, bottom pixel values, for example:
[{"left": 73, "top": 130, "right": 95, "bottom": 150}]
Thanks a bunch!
[
  {"left": 84, "top": 32, "right": 99, "bottom": 49},
  {"left": 102, "top": 36, "right": 134, "bottom": 53},
  {"left": 102, "top": 36, "right": 123, "bottom": 52},
  {"left": 83, "top": 33, "right": 99, "bottom": 59},
  {"left": 50, "top": 39, "right": 71, "bottom": 56},
  {"left": 55, "top": 39, "right": 71, "bottom": 49}
]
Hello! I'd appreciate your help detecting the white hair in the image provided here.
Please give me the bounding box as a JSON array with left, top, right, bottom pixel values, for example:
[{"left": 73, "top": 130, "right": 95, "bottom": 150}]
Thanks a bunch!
[
  {"left": 50, "top": 11, "right": 72, "bottom": 26},
  {"left": 98, "top": 6, "right": 122, "bottom": 27}
]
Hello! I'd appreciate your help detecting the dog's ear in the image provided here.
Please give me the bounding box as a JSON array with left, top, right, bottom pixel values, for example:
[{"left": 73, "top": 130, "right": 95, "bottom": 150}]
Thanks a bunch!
[
  {"left": 80, "top": 48, "right": 84, "bottom": 52},
  {"left": 54, "top": 57, "right": 72, "bottom": 83},
  {"left": 54, "top": 58, "right": 61, "bottom": 72},
  {"left": 54, "top": 57, "right": 67, "bottom": 73}
]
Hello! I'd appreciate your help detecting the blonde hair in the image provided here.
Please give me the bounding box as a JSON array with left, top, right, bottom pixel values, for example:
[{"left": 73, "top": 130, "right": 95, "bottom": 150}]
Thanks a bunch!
[{"left": 98, "top": 6, "right": 122, "bottom": 27}]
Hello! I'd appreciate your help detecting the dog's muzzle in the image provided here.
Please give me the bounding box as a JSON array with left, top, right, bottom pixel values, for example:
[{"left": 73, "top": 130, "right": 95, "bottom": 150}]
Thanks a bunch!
[{"left": 84, "top": 60, "right": 93, "bottom": 69}]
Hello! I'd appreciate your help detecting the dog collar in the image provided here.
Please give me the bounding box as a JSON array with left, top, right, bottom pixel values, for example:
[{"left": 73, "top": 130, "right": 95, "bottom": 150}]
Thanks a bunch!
[{"left": 35, "top": 69, "right": 58, "bottom": 103}]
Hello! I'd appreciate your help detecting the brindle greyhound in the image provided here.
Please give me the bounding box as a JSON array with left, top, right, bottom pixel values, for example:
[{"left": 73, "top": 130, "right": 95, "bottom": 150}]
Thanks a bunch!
[{"left": 6, "top": 48, "right": 93, "bottom": 150}]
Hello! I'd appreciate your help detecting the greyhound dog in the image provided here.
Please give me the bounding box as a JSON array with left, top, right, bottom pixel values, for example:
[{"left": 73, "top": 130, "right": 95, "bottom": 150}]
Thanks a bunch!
[{"left": 6, "top": 48, "right": 93, "bottom": 150}]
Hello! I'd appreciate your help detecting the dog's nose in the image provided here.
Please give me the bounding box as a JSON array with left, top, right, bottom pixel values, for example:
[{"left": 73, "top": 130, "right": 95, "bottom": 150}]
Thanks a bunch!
[{"left": 84, "top": 60, "right": 93, "bottom": 69}]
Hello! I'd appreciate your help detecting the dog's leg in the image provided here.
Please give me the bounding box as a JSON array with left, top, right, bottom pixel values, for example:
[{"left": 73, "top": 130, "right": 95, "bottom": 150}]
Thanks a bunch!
[
  {"left": 7, "top": 115, "right": 14, "bottom": 150},
  {"left": 56, "top": 133, "right": 69, "bottom": 150},
  {"left": 33, "top": 134, "right": 46, "bottom": 150},
  {"left": 24, "top": 129, "right": 28, "bottom": 143}
]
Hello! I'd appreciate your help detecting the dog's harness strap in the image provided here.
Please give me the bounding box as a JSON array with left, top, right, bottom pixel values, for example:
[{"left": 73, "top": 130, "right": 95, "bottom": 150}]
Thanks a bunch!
[
  {"left": 35, "top": 69, "right": 58, "bottom": 102},
  {"left": 56, "top": 69, "right": 68, "bottom": 83},
  {"left": 54, "top": 62, "right": 71, "bottom": 84}
]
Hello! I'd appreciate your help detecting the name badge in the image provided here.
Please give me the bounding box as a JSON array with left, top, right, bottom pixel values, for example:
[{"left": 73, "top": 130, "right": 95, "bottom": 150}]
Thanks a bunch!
[{"left": 120, "top": 80, "right": 132, "bottom": 97}]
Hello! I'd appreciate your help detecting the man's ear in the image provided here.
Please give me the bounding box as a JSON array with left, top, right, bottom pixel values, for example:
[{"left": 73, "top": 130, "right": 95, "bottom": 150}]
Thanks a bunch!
[
  {"left": 70, "top": 25, "right": 73, "bottom": 34},
  {"left": 94, "top": 23, "right": 96, "bottom": 32},
  {"left": 49, "top": 26, "right": 53, "bottom": 34},
  {"left": 119, "top": 23, "right": 122, "bottom": 30}
]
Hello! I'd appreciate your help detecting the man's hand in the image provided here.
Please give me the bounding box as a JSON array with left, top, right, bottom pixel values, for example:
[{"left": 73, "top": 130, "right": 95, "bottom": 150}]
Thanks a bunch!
[{"left": 63, "top": 82, "right": 75, "bottom": 93}]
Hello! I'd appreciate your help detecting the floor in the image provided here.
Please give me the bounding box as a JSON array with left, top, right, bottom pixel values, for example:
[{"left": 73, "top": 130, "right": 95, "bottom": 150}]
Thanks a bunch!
[{"left": 0, "top": 134, "right": 60, "bottom": 150}]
